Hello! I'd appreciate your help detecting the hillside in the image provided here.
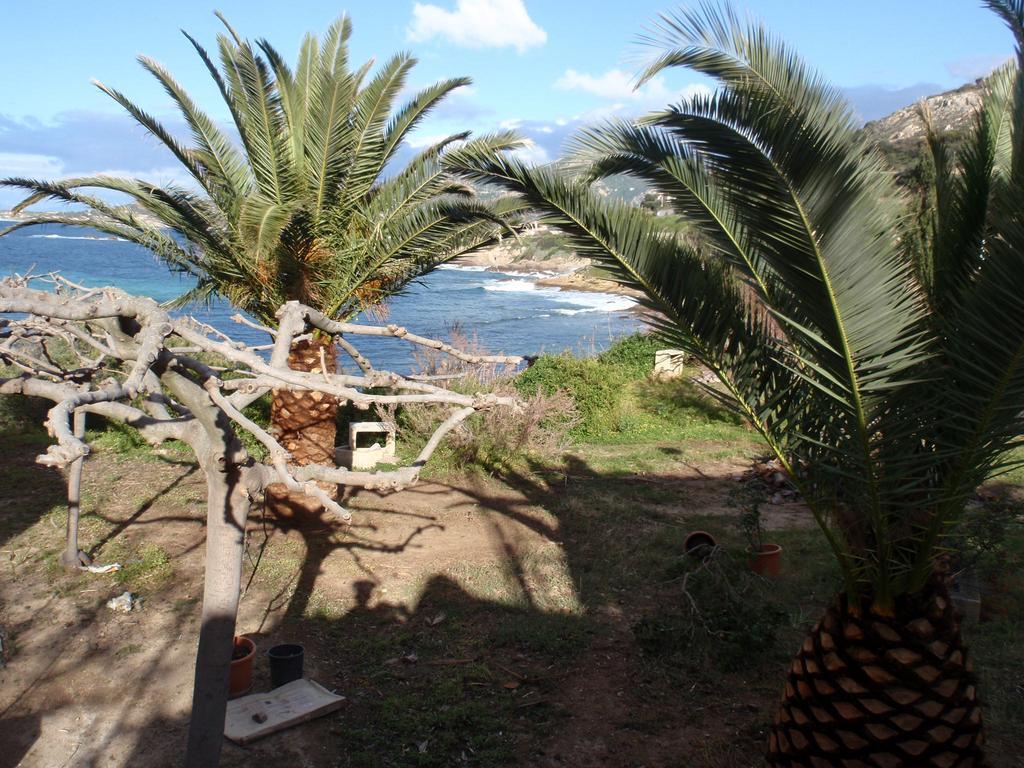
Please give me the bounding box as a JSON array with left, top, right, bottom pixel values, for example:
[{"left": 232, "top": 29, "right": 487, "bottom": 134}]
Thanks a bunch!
[
  {"left": 862, "top": 77, "right": 987, "bottom": 145},
  {"left": 862, "top": 76, "right": 994, "bottom": 186}
]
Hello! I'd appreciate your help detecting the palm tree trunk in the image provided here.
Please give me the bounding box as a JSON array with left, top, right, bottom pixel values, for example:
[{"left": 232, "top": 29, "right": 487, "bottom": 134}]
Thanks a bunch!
[
  {"left": 266, "top": 335, "right": 339, "bottom": 516},
  {"left": 767, "top": 582, "right": 984, "bottom": 767}
]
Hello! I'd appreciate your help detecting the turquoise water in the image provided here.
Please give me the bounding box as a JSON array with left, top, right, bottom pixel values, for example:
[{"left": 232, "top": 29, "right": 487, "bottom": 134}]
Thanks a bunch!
[{"left": 0, "top": 223, "right": 644, "bottom": 372}]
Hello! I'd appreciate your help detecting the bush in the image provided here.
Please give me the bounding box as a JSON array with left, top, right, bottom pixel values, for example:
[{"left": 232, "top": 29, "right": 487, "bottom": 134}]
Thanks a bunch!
[
  {"left": 514, "top": 353, "right": 624, "bottom": 439},
  {"left": 633, "top": 548, "right": 788, "bottom": 672},
  {"left": 595, "top": 332, "right": 663, "bottom": 379},
  {"left": 513, "top": 333, "right": 665, "bottom": 440},
  {"left": 396, "top": 386, "right": 578, "bottom": 475},
  {"left": 950, "top": 495, "right": 1024, "bottom": 583}
]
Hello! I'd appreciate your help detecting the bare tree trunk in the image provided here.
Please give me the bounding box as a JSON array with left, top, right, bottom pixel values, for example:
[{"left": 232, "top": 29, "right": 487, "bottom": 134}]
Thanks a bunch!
[
  {"left": 184, "top": 468, "right": 250, "bottom": 768},
  {"left": 0, "top": 283, "right": 521, "bottom": 768},
  {"left": 60, "top": 409, "right": 88, "bottom": 570}
]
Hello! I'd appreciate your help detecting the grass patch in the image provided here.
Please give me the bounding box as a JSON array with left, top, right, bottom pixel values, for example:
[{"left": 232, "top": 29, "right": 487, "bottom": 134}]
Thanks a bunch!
[
  {"left": 514, "top": 333, "right": 753, "bottom": 448},
  {"left": 86, "top": 422, "right": 190, "bottom": 460},
  {"left": 104, "top": 542, "right": 173, "bottom": 591}
]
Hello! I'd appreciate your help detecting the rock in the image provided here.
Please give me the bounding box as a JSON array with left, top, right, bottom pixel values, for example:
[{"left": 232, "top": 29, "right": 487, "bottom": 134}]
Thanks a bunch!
[
  {"left": 863, "top": 79, "right": 986, "bottom": 146},
  {"left": 106, "top": 591, "right": 139, "bottom": 613}
]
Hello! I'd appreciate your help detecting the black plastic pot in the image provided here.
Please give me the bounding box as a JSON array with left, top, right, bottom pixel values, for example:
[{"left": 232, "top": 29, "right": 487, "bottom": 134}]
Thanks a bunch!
[{"left": 268, "top": 643, "right": 305, "bottom": 688}]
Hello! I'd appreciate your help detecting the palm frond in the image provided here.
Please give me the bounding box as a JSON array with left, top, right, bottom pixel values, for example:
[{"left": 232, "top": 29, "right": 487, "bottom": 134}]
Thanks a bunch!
[{"left": 1, "top": 13, "right": 524, "bottom": 335}]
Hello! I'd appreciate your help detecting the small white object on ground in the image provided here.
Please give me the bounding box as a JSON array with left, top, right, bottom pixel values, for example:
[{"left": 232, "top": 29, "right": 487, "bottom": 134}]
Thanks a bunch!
[
  {"left": 83, "top": 563, "right": 121, "bottom": 574},
  {"left": 106, "top": 591, "right": 138, "bottom": 612}
]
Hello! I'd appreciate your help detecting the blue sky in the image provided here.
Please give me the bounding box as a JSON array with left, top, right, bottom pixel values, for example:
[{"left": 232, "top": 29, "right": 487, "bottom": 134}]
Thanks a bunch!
[{"left": 0, "top": 0, "right": 1016, "bottom": 207}]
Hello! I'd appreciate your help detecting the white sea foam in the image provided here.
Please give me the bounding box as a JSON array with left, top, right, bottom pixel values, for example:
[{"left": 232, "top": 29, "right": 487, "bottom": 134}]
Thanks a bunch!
[
  {"left": 484, "top": 278, "right": 546, "bottom": 293},
  {"left": 441, "top": 263, "right": 568, "bottom": 279},
  {"left": 29, "top": 234, "right": 126, "bottom": 242},
  {"left": 438, "top": 264, "right": 489, "bottom": 272},
  {"left": 484, "top": 278, "right": 636, "bottom": 313},
  {"left": 552, "top": 290, "right": 636, "bottom": 312}
]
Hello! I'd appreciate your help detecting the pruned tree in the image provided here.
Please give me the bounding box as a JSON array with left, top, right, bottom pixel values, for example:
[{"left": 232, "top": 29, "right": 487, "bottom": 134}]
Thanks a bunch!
[{"left": 0, "top": 275, "right": 520, "bottom": 767}]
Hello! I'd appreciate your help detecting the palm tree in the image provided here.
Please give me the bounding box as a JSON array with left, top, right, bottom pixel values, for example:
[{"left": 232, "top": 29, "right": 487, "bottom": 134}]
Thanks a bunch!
[
  {"left": 449, "top": 2, "right": 1024, "bottom": 764},
  {"left": 2, "top": 14, "right": 524, "bottom": 501}
]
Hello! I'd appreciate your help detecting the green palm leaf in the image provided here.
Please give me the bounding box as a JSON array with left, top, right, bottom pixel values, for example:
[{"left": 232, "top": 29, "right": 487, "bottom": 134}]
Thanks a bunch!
[
  {"left": 454, "top": 2, "right": 1024, "bottom": 607},
  {"left": 1, "top": 13, "right": 524, "bottom": 329}
]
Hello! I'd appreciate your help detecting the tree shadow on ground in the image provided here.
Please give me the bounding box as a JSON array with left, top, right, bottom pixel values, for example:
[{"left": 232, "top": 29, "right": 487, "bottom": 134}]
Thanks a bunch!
[
  {"left": 9, "top": 439, "right": 1020, "bottom": 768},
  {"left": 86, "top": 444, "right": 827, "bottom": 768},
  {"left": 0, "top": 438, "right": 67, "bottom": 550}
]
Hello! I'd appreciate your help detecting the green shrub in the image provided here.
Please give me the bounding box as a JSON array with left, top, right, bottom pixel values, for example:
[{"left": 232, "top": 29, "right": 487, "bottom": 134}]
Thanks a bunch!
[
  {"left": 596, "top": 332, "right": 663, "bottom": 379},
  {"left": 513, "top": 333, "right": 677, "bottom": 440},
  {"left": 514, "top": 353, "right": 625, "bottom": 439}
]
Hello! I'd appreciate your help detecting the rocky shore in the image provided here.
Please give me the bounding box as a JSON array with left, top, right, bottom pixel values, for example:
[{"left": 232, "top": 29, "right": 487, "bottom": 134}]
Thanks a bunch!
[{"left": 451, "top": 239, "right": 644, "bottom": 301}]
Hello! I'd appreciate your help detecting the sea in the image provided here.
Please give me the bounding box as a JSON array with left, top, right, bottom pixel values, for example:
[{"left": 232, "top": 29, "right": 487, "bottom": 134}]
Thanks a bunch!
[{"left": 0, "top": 223, "right": 644, "bottom": 373}]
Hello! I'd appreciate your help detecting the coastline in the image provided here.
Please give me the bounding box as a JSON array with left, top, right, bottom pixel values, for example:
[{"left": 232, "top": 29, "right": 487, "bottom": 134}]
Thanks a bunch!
[
  {"left": 3, "top": 211, "right": 645, "bottom": 306},
  {"left": 450, "top": 249, "right": 645, "bottom": 302}
]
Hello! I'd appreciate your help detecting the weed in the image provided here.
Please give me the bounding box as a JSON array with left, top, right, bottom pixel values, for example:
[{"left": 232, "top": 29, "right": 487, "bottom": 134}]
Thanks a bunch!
[
  {"left": 114, "top": 644, "right": 143, "bottom": 659},
  {"left": 515, "top": 352, "right": 625, "bottom": 439},
  {"left": 633, "top": 548, "right": 789, "bottom": 672}
]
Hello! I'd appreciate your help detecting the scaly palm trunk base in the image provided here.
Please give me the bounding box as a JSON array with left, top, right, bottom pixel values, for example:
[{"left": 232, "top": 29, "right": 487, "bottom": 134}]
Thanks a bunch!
[
  {"left": 768, "top": 582, "right": 983, "bottom": 767},
  {"left": 266, "top": 336, "right": 339, "bottom": 517}
]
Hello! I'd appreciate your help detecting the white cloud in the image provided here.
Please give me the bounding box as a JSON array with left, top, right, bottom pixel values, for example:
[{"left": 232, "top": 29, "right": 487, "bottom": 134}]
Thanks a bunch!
[
  {"left": 554, "top": 69, "right": 661, "bottom": 101},
  {"left": 0, "top": 152, "right": 64, "bottom": 178},
  {"left": 407, "top": 0, "right": 547, "bottom": 52},
  {"left": 554, "top": 68, "right": 711, "bottom": 109},
  {"left": 510, "top": 139, "right": 549, "bottom": 165}
]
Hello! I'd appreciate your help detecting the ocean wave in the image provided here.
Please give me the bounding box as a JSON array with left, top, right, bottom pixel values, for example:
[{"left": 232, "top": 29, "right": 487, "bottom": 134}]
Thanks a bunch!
[
  {"left": 438, "top": 264, "right": 489, "bottom": 272},
  {"left": 490, "top": 269, "right": 563, "bottom": 279},
  {"left": 484, "top": 278, "right": 636, "bottom": 313},
  {"left": 29, "top": 234, "right": 127, "bottom": 242},
  {"left": 483, "top": 278, "right": 548, "bottom": 293},
  {"left": 441, "top": 264, "right": 568, "bottom": 279},
  {"left": 552, "top": 290, "right": 636, "bottom": 313}
]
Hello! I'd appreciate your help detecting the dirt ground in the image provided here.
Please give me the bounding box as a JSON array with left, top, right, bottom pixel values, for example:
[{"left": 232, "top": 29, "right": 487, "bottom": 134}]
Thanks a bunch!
[{"left": 1, "top": 442, "right": 1020, "bottom": 768}]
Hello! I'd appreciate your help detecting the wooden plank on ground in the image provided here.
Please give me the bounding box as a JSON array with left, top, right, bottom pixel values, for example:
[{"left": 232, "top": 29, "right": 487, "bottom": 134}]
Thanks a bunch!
[{"left": 224, "top": 678, "right": 345, "bottom": 745}]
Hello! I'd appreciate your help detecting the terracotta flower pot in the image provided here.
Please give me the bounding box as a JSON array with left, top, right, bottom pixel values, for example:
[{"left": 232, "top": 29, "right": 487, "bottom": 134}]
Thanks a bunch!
[
  {"left": 229, "top": 635, "right": 256, "bottom": 698},
  {"left": 748, "top": 543, "right": 782, "bottom": 576},
  {"left": 683, "top": 530, "right": 718, "bottom": 557}
]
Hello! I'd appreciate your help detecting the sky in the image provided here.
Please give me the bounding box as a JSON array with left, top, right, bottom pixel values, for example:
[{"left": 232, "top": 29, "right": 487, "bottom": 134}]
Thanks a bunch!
[{"left": 0, "top": 0, "right": 1016, "bottom": 208}]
